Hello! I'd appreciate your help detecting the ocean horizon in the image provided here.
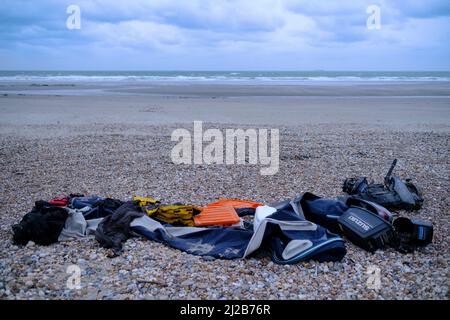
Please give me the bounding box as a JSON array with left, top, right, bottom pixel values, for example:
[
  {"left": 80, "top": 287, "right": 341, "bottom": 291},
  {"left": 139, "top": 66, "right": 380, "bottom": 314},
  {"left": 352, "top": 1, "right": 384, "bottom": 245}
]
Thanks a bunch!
[{"left": 1, "top": 70, "right": 450, "bottom": 83}]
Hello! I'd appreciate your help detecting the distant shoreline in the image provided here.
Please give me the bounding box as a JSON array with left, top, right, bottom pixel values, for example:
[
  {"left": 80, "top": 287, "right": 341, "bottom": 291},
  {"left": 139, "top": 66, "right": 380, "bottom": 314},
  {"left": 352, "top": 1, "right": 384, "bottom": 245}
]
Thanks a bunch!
[
  {"left": 1, "top": 70, "right": 450, "bottom": 84},
  {"left": 1, "top": 81, "right": 450, "bottom": 98}
]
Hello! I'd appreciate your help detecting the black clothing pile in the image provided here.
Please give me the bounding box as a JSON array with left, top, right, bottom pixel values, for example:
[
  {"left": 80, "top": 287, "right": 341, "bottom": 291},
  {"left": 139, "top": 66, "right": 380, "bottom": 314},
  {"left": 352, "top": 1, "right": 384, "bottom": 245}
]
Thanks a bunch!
[{"left": 12, "top": 201, "right": 68, "bottom": 246}]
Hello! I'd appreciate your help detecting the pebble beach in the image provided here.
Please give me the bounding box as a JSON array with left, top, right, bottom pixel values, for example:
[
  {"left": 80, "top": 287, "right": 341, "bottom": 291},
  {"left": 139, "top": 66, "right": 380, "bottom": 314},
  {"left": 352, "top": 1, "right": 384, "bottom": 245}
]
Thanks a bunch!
[{"left": 0, "top": 82, "right": 449, "bottom": 300}]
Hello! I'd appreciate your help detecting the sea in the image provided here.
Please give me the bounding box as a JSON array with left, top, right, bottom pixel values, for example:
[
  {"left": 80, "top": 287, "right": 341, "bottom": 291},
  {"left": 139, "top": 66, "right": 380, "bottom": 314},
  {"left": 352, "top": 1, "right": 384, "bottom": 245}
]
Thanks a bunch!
[{"left": 0, "top": 71, "right": 449, "bottom": 83}]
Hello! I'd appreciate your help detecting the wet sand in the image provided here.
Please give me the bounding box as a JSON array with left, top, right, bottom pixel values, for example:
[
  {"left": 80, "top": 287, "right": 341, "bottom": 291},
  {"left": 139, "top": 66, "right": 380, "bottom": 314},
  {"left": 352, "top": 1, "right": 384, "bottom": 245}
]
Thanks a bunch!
[{"left": 0, "top": 82, "right": 449, "bottom": 136}]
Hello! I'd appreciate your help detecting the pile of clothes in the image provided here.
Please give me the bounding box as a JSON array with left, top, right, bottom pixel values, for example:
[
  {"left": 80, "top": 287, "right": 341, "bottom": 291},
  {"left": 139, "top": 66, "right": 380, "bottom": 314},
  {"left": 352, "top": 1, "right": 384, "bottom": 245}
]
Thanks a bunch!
[
  {"left": 13, "top": 194, "right": 348, "bottom": 263},
  {"left": 11, "top": 160, "right": 433, "bottom": 264},
  {"left": 12, "top": 193, "right": 433, "bottom": 264}
]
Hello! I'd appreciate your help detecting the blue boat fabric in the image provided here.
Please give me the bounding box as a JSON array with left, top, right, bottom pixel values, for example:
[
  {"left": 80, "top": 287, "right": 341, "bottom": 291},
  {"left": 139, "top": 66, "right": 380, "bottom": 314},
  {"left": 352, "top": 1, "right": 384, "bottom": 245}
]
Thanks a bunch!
[{"left": 130, "top": 196, "right": 347, "bottom": 264}]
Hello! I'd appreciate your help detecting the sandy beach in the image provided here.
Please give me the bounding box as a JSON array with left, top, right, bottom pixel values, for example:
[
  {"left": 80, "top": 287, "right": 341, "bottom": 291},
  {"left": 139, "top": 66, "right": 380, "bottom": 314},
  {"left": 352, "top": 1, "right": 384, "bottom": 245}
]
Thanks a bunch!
[
  {"left": 0, "top": 81, "right": 449, "bottom": 299},
  {"left": 1, "top": 82, "right": 450, "bottom": 131}
]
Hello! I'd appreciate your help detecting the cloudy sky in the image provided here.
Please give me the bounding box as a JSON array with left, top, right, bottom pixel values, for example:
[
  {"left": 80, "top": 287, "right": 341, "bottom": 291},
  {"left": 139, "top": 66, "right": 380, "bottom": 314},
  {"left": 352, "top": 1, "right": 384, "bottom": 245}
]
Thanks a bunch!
[{"left": 0, "top": 0, "right": 449, "bottom": 70}]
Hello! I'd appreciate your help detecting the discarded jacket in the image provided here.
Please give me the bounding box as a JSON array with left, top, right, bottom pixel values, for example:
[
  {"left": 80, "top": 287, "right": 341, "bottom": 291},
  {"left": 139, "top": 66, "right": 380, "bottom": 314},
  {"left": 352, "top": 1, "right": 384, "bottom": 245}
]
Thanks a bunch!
[
  {"left": 132, "top": 198, "right": 346, "bottom": 264},
  {"left": 95, "top": 201, "right": 145, "bottom": 256},
  {"left": 12, "top": 201, "right": 68, "bottom": 246},
  {"left": 71, "top": 196, "right": 123, "bottom": 220},
  {"left": 58, "top": 207, "right": 102, "bottom": 241},
  {"left": 342, "top": 159, "right": 424, "bottom": 211},
  {"left": 71, "top": 195, "right": 104, "bottom": 208},
  {"left": 91, "top": 197, "right": 124, "bottom": 211}
]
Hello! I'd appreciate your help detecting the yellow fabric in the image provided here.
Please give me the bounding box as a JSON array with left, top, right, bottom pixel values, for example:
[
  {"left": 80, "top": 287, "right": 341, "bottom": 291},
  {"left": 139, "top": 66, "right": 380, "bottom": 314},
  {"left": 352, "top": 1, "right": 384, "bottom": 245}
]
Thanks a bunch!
[
  {"left": 132, "top": 196, "right": 199, "bottom": 226},
  {"left": 132, "top": 196, "right": 159, "bottom": 206},
  {"left": 155, "top": 205, "right": 199, "bottom": 227},
  {"left": 132, "top": 196, "right": 160, "bottom": 215}
]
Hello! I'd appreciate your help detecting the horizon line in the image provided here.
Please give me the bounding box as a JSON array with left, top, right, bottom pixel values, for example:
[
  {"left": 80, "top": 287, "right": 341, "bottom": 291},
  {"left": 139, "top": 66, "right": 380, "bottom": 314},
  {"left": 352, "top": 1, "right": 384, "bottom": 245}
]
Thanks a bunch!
[{"left": 1, "top": 70, "right": 450, "bottom": 73}]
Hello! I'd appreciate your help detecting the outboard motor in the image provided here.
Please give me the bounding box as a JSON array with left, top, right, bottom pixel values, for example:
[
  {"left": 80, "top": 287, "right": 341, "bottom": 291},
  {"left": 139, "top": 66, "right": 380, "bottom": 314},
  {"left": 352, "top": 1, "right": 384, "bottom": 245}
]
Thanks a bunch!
[{"left": 342, "top": 159, "right": 424, "bottom": 211}]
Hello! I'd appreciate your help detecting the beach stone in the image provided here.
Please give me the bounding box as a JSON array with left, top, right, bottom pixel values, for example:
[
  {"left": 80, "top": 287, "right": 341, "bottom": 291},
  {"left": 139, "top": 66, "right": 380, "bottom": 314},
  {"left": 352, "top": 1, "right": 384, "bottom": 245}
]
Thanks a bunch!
[
  {"left": 201, "top": 256, "right": 215, "bottom": 261},
  {"left": 436, "top": 258, "right": 447, "bottom": 267},
  {"left": 26, "top": 241, "right": 35, "bottom": 248},
  {"left": 181, "top": 279, "right": 194, "bottom": 287},
  {"left": 48, "top": 283, "right": 60, "bottom": 291}
]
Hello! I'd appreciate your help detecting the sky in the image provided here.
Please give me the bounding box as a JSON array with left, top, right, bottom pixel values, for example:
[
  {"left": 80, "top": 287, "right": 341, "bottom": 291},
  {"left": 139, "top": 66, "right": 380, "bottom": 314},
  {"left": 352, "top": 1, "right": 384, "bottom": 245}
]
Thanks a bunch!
[{"left": 0, "top": 0, "right": 449, "bottom": 71}]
